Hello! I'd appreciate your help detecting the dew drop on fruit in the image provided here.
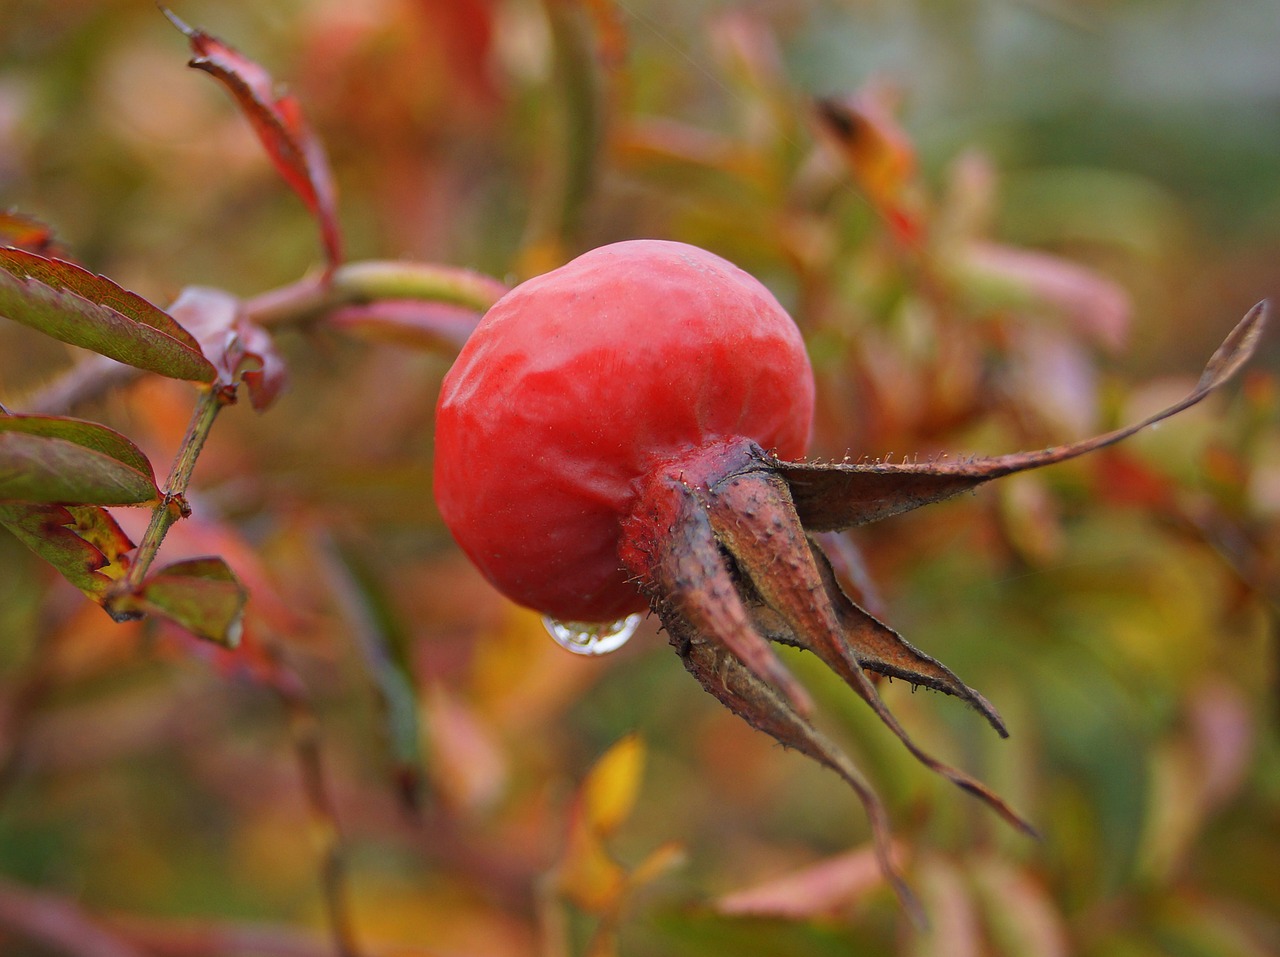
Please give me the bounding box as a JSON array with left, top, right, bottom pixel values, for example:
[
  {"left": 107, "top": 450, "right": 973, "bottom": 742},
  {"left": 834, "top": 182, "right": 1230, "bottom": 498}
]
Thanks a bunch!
[{"left": 542, "top": 614, "right": 641, "bottom": 655}]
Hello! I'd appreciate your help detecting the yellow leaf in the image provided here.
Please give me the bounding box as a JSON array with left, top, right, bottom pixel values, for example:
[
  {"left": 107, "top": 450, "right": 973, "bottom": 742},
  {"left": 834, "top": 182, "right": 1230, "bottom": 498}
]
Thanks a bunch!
[{"left": 582, "top": 734, "right": 645, "bottom": 836}]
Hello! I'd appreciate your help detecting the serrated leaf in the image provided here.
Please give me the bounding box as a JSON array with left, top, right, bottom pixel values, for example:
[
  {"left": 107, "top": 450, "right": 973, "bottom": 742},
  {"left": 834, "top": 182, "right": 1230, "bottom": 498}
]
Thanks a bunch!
[
  {"left": 0, "top": 414, "right": 155, "bottom": 480},
  {"left": 0, "top": 249, "right": 216, "bottom": 382},
  {"left": 0, "top": 433, "right": 158, "bottom": 505},
  {"left": 166, "top": 10, "right": 342, "bottom": 270},
  {"left": 132, "top": 557, "right": 247, "bottom": 647},
  {"left": 0, "top": 503, "right": 134, "bottom": 599}
]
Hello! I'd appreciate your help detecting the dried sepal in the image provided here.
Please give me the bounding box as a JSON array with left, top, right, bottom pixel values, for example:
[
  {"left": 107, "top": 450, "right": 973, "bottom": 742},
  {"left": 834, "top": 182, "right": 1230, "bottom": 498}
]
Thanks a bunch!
[
  {"left": 805, "top": 541, "right": 1006, "bottom": 735},
  {"left": 663, "top": 608, "right": 922, "bottom": 924},
  {"left": 700, "top": 464, "right": 1035, "bottom": 836},
  {"left": 616, "top": 305, "right": 1265, "bottom": 918},
  {"left": 621, "top": 470, "right": 813, "bottom": 717},
  {"left": 775, "top": 302, "right": 1267, "bottom": 531}
]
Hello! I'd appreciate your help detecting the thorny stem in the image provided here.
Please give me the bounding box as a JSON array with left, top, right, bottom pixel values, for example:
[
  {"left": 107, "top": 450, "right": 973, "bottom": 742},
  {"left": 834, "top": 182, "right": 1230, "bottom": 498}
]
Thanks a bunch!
[{"left": 114, "top": 386, "right": 225, "bottom": 597}]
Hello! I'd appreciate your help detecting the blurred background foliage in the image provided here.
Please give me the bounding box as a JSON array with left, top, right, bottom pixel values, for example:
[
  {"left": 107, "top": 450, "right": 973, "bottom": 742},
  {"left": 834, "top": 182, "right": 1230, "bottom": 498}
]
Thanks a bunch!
[{"left": 0, "top": 0, "right": 1278, "bottom": 955}]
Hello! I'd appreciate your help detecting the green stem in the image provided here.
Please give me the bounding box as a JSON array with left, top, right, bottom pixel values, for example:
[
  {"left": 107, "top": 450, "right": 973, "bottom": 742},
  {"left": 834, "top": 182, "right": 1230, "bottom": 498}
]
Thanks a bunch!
[
  {"left": 121, "top": 386, "right": 225, "bottom": 591},
  {"left": 244, "top": 259, "right": 508, "bottom": 328}
]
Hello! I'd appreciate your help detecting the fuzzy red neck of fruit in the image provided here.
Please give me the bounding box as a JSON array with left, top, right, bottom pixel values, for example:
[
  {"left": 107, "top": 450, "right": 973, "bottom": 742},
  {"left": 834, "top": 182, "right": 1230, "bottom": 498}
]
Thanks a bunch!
[{"left": 620, "top": 436, "right": 766, "bottom": 575}]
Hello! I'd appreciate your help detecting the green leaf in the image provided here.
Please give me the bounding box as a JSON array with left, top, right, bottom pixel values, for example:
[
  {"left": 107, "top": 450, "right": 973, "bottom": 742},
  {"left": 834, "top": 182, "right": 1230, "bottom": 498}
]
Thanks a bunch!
[
  {"left": 133, "top": 557, "right": 247, "bottom": 647},
  {"left": 0, "top": 432, "right": 159, "bottom": 505},
  {"left": 0, "top": 248, "right": 216, "bottom": 382},
  {"left": 0, "top": 503, "right": 134, "bottom": 600},
  {"left": 0, "top": 414, "right": 155, "bottom": 480}
]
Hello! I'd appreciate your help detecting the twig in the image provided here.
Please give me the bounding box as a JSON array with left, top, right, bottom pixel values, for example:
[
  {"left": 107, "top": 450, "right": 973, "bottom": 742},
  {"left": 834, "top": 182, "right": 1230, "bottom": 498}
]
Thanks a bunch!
[
  {"left": 105, "top": 386, "right": 226, "bottom": 614},
  {"left": 270, "top": 662, "right": 363, "bottom": 957},
  {"left": 16, "top": 258, "right": 507, "bottom": 416}
]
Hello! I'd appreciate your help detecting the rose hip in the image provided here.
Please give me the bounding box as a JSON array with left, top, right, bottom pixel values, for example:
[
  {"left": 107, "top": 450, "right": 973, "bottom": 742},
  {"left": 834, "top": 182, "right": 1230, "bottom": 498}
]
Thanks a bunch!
[
  {"left": 434, "top": 239, "right": 1266, "bottom": 918},
  {"left": 435, "top": 240, "right": 814, "bottom": 623}
]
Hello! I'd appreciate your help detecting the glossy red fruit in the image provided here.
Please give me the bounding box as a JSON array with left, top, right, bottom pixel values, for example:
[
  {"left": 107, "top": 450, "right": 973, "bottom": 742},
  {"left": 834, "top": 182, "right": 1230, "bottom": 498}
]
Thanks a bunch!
[{"left": 434, "top": 240, "right": 815, "bottom": 622}]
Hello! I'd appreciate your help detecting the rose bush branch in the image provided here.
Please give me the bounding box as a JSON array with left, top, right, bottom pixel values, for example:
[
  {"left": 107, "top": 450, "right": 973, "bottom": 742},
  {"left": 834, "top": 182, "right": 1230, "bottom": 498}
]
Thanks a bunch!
[{"left": 20, "top": 258, "right": 509, "bottom": 416}]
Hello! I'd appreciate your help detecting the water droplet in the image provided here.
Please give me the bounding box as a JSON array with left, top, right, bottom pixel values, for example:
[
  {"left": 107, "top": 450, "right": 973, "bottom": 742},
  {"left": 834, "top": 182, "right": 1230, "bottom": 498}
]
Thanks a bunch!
[{"left": 542, "top": 613, "right": 641, "bottom": 656}]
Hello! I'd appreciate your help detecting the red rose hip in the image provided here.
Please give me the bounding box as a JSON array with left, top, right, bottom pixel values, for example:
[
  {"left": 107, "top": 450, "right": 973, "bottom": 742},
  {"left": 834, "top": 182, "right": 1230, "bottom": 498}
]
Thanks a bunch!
[
  {"left": 433, "top": 239, "right": 815, "bottom": 623},
  {"left": 433, "top": 233, "right": 1264, "bottom": 918}
]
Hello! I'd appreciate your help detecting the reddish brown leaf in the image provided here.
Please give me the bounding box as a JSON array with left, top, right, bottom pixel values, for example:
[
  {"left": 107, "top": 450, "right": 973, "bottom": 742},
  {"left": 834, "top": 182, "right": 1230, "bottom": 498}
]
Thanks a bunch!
[
  {"left": 0, "top": 249, "right": 216, "bottom": 382},
  {"left": 813, "top": 85, "right": 922, "bottom": 245},
  {"left": 165, "top": 9, "right": 343, "bottom": 270},
  {"left": 0, "top": 503, "right": 134, "bottom": 602},
  {"left": 415, "top": 0, "right": 502, "bottom": 106},
  {"left": 776, "top": 302, "right": 1268, "bottom": 531}
]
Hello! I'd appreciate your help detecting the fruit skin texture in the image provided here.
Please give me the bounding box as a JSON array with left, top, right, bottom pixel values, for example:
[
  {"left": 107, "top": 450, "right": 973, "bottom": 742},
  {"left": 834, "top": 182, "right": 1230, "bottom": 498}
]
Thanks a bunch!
[{"left": 434, "top": 240, "right": 815, "bottom": 622}]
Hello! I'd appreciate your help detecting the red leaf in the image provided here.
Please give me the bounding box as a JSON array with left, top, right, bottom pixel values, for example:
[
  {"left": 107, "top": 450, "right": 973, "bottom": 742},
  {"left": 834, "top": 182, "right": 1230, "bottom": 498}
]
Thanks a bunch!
[
  {"left": 814, "top": 84, "right": 923, "bottom": 246},
  {"left": 415, "top": 0, "right": 502, "bottom": 106},
  {"left": 0, "top": 249, "right": 216, "bottom": 382},
  {"left": 166, "top": 9, "right": 343, "bottom": 271}
]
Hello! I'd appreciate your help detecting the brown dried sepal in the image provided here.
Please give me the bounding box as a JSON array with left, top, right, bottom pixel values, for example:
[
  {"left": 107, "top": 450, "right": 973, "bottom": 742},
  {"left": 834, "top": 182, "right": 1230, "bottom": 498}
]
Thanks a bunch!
[{"left": 618, "top": 304, "right": 1267, "bottom": 916}]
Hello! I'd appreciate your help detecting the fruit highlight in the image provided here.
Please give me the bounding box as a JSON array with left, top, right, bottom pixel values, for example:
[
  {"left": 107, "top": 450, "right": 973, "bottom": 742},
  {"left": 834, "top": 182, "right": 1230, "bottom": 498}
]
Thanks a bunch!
[{"left": 434, "top": 238, "right": 1267, "bottom": 917}]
